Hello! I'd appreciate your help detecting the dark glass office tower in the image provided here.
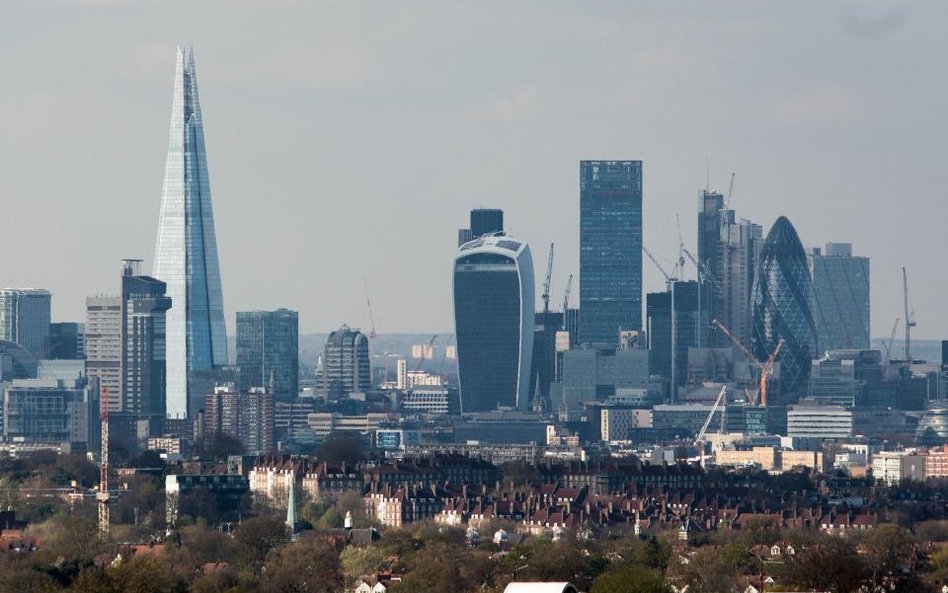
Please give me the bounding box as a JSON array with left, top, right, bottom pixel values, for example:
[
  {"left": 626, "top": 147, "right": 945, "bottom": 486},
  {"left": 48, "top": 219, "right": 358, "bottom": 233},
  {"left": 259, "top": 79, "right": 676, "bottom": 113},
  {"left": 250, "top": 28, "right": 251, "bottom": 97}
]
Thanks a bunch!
[
  {"left": 454, "top": 234, "right": 535, "bottom": 412},
  {"left": 808, "top": 243, "right": 870, "bottom": 351},
  {"left": 646, "top": 281, "right": 708, "bottom": 401},
  {"left": 470, "top": 209, "right": 504, "bottom": 238},
  {"left": 236, "top": 309, "right": 299, "bottom": 399},
  {"left": 579, "top": 161, "right": 643, "bottom": 347},
  {"left": 48, "top": 322, "right": 84, "bottom": 360},
  {"left": 121, "top": 260, "right": 172, "bottom": 417},
  {"left": 751, "top": 216, "right": 818, "bottom": 400}
]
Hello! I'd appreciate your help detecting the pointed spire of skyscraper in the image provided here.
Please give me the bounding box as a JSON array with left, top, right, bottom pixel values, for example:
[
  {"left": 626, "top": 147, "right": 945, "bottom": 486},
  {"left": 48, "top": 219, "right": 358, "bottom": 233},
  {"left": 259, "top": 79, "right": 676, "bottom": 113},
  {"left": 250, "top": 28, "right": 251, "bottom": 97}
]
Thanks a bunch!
[{"left": 153, "top": 46, "right": 228, "bottom": 418}]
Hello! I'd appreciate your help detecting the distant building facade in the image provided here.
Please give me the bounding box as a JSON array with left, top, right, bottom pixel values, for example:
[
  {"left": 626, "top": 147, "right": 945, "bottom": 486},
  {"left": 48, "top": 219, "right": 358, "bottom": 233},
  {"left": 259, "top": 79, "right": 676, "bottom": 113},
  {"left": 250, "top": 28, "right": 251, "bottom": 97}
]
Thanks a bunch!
[
  {"left": 0, "top": 289, "right": 51, "bottom": 359},
  {"left": 808, "top": 243, "right": 870, "bottom": 351},
  {"left": 453, "top": 234, "right": 535, "bottom": 412},
  {"left": 2, "top": 378, "right": 99, "bottom": 452},
  {"left": 47, "top": 322, "right": 84, "bottom": 360},
  {"left": 203, "top": 385, "right": 274, "bottom": 455},
  {"left": 317, "top": 325, "right": 370, "bottom": 399},
  {"left": 236, "top": 309, "right": 299, "bottom": 399},
  {"left": 579, "top": 161, "right": 643, "bottom": 346},
  {"left": 85, "top": 296, "right": 122, "bottom": 411},
  {"left": 121, "top": 261, "right": 172, "bottom": 417}
]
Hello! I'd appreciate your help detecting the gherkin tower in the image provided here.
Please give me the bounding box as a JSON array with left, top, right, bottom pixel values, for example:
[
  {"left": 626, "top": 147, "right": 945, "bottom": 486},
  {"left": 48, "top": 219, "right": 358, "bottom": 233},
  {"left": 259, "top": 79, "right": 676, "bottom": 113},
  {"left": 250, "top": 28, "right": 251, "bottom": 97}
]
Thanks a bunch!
[
  {"left": 751, "top": 216, "right": 817, "bottom": 400},
  {"left": 153, "top": 47, "right": 227, "bottom": 418}
]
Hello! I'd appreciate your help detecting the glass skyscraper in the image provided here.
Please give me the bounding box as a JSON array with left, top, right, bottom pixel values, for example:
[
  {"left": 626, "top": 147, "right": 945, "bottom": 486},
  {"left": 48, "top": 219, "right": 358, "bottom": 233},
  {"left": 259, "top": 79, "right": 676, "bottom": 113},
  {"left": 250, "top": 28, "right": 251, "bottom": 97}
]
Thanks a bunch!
[
  {"left": 236, "top": 309, "right": 299, "bottom": 399},
  {"left": 453, "top": 234, "right": 535, "bottom": 412},
  {"left": 751, "top": 216, "right": 818, "bottom": 399},
  {"left": 153, "top": 47, "right": 227, "bottom": 418},
  {"left": 808, "top": 243, "right": 870, "bottom": 351},
  {"left": 0, "top": 288, "right": 51, "bottom": 359},
  {"left": 579, "top": 161, "right": 643, "bottom": 347},
  {"left": 122, "top": 260, "right": 172, "bottom": 417}
]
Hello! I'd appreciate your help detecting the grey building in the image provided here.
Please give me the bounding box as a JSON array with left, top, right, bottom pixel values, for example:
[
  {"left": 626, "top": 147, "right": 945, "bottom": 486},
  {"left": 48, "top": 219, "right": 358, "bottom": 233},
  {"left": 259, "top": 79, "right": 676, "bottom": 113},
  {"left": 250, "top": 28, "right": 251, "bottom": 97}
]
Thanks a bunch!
[
  {"left": 85, "top": 296, "right": 122, "bottom": 411},
  {"left": 317, "top": 325, "right": 371, "bottom": 399},
  {"left": 556, "top": 347, "right": 649, "bottom": 411},
  {"left": 152, "top": 47, "right": 228, "bottom": 418},
  {"left": 2, "top": 378, "right": 99, "bottom": 452},
  {"left": 0, "top": 288, "right": 51, "bottom": 359},
  {"left": 716, "top": 216, "right": 763, "bottom": 349},
  {"left": 48, "top": 322, "right": 85, "bottom": 360},
  {"left": 0, "top": 340, "right": 38, "bottom": 381},
  {"left": 808, "top": 243, "right": 870, "bottom": 351},
  {"left": 808, "top": 356, "right": 857, "bottom": 406},
  {"left": 458, "top": 208, "right": 504, "bottom": 247},
  {"left": 236, "top": 309, "right": 299, "bottom": 399},
  {"left": 579, "top": 161, "right": 643, "bottom": 347},
  {"left": 453, "top": 234, "right": 535, "bottom": 412},
  {"left": 122, "top": 260, "right": 172, "bottom": 417},
  {"left": 646, "top": 281, "right": 709, "bottom": 400},
  {"left": 203, "top": 385, "right": 274, "bottom": 455}
]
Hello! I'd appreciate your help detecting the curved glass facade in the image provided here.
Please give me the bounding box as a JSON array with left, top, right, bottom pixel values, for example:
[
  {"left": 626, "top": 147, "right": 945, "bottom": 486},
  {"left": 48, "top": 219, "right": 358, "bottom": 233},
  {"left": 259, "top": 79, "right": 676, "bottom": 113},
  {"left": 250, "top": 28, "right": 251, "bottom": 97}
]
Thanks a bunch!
[
  {"left": 453, "top": 235, "right": 534, "bottom": 412},
  {"left": 153, "top": 47, "right": 228, "bottom": 418},
  {"left": 751, "top": 216, "right": 817, "bottom": 399}
]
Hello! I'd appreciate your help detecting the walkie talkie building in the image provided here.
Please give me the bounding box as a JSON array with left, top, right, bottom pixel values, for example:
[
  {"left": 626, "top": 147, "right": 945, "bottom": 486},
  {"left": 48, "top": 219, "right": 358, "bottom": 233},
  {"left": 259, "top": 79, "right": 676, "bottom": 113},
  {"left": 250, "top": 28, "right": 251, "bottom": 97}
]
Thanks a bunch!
[
  {"left": 453, "top": 234, "right": 534, "bottom": 413},
  {"left": 153, "top": 47, "right": 228, "bottom": 418}
]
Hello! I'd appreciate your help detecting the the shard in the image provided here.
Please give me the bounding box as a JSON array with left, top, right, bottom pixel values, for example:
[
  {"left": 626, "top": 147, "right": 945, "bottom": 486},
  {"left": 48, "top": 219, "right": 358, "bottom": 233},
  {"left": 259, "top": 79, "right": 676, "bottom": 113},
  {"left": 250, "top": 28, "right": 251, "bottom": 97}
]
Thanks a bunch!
[
  {"left": 751, "top": 216, "right": 818, "bottom": 400},
  {"left": 153, "top": 47, "right": 227, "bottom": 418}
]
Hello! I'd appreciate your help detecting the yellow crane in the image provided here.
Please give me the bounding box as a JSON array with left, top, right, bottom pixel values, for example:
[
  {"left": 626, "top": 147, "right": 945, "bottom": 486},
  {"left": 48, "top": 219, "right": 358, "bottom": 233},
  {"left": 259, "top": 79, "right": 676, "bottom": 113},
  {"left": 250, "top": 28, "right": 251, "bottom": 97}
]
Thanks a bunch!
[{"left": 711, "top": 319, "right": 784, "bottom": 406}]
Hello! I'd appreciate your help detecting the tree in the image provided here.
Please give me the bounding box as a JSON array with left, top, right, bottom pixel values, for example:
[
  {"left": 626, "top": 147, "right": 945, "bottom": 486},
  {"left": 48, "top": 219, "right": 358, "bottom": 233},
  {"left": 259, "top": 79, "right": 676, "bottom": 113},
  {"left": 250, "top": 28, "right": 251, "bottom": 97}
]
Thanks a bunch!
[
  {"left": 317, "top": 433, "right": 365, "bottom": 465},
  {"left": 785, "top": 537, "right": 865, "bottom": 593},
  {"left": 262, "top": 538, "right": 342, "bottom": 593},
  {"left": 233, "top": 516, "right": 288, "bottom": 573},
  {"left": 669, "top": 546, "right": 741, "bottom": 593},
  {"left": 591, "top": 564, "right": 671, "bottom": 593},
  {"left": 340, "top": 545, "right": 386, "bottom": 585},
  {"left": 862, "top": 524, "right": 915, "bottom": 583},
  {"left": 202, "top": 431, "right": 245, "bottom": 461}
]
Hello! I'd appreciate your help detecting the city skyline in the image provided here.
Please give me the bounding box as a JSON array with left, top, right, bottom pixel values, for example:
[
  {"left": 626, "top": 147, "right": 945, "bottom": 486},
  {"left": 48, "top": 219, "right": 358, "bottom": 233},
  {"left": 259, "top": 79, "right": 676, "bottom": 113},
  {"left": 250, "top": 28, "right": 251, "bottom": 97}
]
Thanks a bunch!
[{"left": 3, "top": 2, "right": 947, "bottom": 339}]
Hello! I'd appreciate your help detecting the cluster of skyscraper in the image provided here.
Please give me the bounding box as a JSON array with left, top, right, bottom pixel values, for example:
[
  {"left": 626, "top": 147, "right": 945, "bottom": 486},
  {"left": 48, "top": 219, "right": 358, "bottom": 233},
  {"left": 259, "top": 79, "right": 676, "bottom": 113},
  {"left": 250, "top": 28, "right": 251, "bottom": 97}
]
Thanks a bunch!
[{"left": 452, "top": 162, "right": 872, "bottom": 416}]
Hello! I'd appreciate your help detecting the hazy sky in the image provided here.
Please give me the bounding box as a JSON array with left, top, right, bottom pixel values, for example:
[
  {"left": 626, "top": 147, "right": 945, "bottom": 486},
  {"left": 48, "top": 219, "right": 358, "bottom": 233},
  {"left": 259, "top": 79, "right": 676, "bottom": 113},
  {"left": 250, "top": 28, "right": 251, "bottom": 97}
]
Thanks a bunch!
[{"left": 3, "top": 1, "right": 946, "bottom": 339}]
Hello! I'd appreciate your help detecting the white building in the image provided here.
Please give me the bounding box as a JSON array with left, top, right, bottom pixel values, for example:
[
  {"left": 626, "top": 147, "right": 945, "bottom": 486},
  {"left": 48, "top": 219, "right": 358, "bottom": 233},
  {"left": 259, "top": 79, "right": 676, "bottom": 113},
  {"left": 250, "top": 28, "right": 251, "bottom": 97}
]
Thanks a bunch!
[
  {"left": 872, "top": 451, "right": 925, "bottom": 486},
  {"left": 787, "top": 403, "right": 852, "bottom": 438},
  {"left": 600, "top": 408, "right": 651, "bottom": 441}
]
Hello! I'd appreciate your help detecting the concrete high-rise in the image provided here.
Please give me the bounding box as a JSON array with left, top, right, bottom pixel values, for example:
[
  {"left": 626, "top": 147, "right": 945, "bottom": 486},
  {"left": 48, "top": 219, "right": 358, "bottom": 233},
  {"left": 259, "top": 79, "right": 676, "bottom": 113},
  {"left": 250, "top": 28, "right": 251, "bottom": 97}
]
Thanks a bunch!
[
  {"left": 751, "top": 216, "right": 818, "bottom": 400},
  {"left": 153, "top": 47, "right": 227, "bottom": 418},
  {"left": 317, "top": 325, "right": 370, "bottom": 399},
  {"left": 579, "top": 161, "right": 642, "bottom": 347},
  {"left": 0, "top": 289, "right": 51, "bottom": 359},
  {"left": 236, "top": 309, "right": 299, "bottom": 399},
  {"left": 85, "top": 296, "right": 122, "bottom": 411},
  {"left": 453, "top": 233, "right": 535, "bottom": 412},
  {"left": 121, "top": 260, "right": 172, "bottom": 417},
  {"left": 717, "top": 215, "right": 763, "bottom": 348},
  {"left": 808, "top": 243, "right": 870, "bottom": 351}
]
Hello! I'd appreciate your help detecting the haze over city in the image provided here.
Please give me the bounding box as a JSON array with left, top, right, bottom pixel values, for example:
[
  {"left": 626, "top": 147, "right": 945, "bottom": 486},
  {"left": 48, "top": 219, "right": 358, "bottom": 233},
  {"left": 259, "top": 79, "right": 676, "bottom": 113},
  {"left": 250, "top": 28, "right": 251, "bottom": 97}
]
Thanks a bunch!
[{"left": 3, "top": 0, "right": 946, "bottom": 338}]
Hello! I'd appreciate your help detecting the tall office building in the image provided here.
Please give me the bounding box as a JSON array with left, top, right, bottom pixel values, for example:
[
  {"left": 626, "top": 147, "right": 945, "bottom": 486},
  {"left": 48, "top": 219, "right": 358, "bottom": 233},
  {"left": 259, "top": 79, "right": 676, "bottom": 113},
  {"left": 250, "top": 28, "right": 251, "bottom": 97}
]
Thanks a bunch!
[
  {"left": 529, "top": 310, "right": 564, "bottom": 411},
  {"left": 152, "top": 47, "right": 228, "bottom": 418},
  {"left": 85, "top": 296, "right": 122, "bottom": 411},
  {"left": 453, "top": 234, "right": 535, "bottom": 412},
  {"left": 236, "top": 309, "right": 299, "bottom": 399},
  {"left": 122, "top": 260, "right": 172, "bottom": 417},
  {"left": 808, "top": 243, "right": 870, "bottom": 351},
  {"left": 579, "top": 161, "right": 643, "bottom": 346},
  {"left": 457, "top": 208, "right": 504, "bottom": 247},
  {"left": 317, "top": 325, "right": 370, "bottom": 399},
  {"left": 0, "top": 289, "right": 51, "bottom": 359},
  {"left": 646, "top": 281, "right": 709, "bottom": 400},
  {"left": 717, "top": 216, "right": 763, "bottom": 349},
  {"left": 48, "top": 322, "right": 84, "bottom": 360},
  {"left": 203, "top": 385, "right": 274, "bottom": 455},
  {"left": 751, "top": 216, "right": 818, "bottom": 399}
]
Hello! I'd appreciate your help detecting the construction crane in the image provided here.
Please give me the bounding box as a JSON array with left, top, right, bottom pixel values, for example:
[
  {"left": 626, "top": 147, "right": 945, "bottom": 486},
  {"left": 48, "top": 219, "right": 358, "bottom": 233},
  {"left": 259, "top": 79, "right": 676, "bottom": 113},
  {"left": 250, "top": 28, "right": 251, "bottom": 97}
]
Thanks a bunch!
[
  {"left": 882, "top": 317, "right": 900, "bottom": 365},
  {"left": 683, "top": 248, "right": 720, "bottom": 289},
  {"left": 415, "top": 334, "right": 438, "bottom": 372},
  {"left": 902, "top": 267, "right": 917, "bottom": 362},
  {"left": 364, "top": 277, "right": 384, "bottom": 382},
  {"left": 541, "top": 243, "right": 554, "bottom": 315},
  {"left": 695, "top": 385, "right": 728, "bottom": 445},
  {"left": 675, "top": 214, "right": 687, "bottom": 281},
  {"left": 561, "top": 274, "right": 573, "bottom": 330},
  {"left": 725, "top": 172, "right": 735, "bottom": 207},
  {"left": 643, "top": 245, "right": 676, "bottom": 291},
  {"left": 97, "top": 387, "right": 110, "bottom": 539},
  {"left": 712, "top": 319, "right": 784, "bottom": 406}
]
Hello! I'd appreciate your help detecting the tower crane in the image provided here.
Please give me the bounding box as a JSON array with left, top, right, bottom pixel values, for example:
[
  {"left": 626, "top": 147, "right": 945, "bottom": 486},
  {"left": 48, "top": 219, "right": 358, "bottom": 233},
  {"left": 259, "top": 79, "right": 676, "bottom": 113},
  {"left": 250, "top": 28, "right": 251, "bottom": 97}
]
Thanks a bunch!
[
  {"left": 561, "top": 274, "right": 573, "bottom": 331},
  {"left": 712, "top": 319, "right": 784, "bottom": 406},
  {"left": 97, "top": 387, "right": 110, "bottom": 539},
  {"left": 882, "top": 317, "right": 900, "bottom": 366},
  {"left": 725, "top": 172, "right": 735, "bottom": 207},
  {"left": 643, "top": 246, "right": 677, "bottom": 291},
  {"left": 542, "top": 243, "right": 554, "bottom": 315},
  {"left": 675, "top": 214, "right": 687, "bottom": 281},
  {"left": 695, "top": 385, "right": 728, "bottom": 445},
  {"left": 683, "top": 248, "right": 720, "bottom": 289},
  {"left": 902, "top": 267, "right": 917, "bottom": 363},
  {"left": 415, "top": 334, "right": 438, "bottom": 372}
]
